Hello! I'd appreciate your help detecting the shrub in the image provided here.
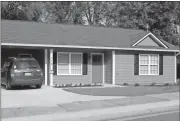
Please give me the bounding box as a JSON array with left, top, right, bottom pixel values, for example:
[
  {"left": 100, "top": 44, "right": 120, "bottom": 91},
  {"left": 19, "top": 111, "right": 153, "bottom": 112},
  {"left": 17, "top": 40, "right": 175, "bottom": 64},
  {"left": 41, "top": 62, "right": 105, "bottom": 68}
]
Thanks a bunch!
[
  {"left": 79, "top": 83, "right": 82, "bottom": 87},
  {"left": 84, "top": 84, "right": 91, "bottom": 87},
  {"left": 123, "top": 83, "right": 128, "bottom": 86},
  {"left": 150, "top": 82, "right": 156, "bottom": 86},
  {"left": 65, "top": 84, "right": 70, "bottom": 87},
  {"left": 87, "top": 84, "right": 91, "bottom": 86},
  {"left": 134, "top": 83, "right": 140, "bottom": 86},
  {"left": 164, "top": 83, "right": 170, "bottom": 86},
  {"left": 176, "top": 79, "right": 180, "bottom": 86}
]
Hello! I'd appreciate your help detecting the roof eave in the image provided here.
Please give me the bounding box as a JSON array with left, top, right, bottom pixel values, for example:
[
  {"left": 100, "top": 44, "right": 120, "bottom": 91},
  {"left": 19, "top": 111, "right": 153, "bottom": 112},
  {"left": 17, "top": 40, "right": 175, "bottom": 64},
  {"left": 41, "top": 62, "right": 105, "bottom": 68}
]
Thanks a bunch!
[{"left": 1, "top": 42, "right": 179, "bottom": 52}]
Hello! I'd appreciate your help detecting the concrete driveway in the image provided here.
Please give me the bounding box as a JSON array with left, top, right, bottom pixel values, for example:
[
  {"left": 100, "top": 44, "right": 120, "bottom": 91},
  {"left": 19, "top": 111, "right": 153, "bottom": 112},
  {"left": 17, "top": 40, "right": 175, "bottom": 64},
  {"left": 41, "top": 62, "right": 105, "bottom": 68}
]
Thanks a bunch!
[{"left": 1, "top": 85, "right": 124, "bottom": 108}]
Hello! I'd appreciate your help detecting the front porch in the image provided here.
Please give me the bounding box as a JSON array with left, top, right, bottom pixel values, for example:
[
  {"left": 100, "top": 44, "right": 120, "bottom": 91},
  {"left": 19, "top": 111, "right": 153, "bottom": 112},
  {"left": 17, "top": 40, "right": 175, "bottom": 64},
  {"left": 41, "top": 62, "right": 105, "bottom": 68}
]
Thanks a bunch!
[{"left": 47, "top": 48, "right": 115, "bottom": 86}]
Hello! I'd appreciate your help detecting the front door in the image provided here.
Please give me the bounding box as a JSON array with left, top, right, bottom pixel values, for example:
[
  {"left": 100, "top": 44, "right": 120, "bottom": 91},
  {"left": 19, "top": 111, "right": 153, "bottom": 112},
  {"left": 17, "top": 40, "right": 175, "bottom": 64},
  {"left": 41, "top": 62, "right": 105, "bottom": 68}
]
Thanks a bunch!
[{"left": 92, "top": 54, "right": 103, "bottom": 83}]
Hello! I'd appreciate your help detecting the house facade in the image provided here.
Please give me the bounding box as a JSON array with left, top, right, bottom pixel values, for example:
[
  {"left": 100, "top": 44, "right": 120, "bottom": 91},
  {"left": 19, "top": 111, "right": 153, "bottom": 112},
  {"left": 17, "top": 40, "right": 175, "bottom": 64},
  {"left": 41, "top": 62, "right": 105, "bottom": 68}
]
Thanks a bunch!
[{"left": 1, "top": 20, "right": 179, "bottom": 86}]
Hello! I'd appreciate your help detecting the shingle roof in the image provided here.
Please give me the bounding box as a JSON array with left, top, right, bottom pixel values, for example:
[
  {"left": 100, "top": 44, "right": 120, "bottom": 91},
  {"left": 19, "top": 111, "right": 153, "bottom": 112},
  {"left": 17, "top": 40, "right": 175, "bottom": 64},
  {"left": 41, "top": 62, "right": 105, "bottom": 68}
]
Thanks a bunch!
[{"left": 1, "top": 20, "right": 179, "bottom": 51}]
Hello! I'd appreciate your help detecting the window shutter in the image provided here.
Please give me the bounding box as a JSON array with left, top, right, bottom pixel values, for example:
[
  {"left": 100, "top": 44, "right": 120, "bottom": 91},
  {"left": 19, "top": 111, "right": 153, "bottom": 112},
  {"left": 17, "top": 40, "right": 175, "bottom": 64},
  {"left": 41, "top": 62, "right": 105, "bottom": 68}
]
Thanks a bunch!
[
  {"left": 83, "top": 53, "right": 88, "bottom": 75},
  {"left": 53, "top": 52, "right": 57, "bottom": 75},
  {"left": 134, "top": 54, "right": 139, "bottom": 75},
  {"left": 159, "top": 54, "right": 163, "bottom": 75}
]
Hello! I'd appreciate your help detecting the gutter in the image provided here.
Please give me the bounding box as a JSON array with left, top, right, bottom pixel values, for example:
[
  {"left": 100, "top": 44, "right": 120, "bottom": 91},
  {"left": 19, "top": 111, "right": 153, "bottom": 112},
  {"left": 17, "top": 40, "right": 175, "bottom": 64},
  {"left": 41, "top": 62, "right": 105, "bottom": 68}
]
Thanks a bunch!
[
  {"left": 1, "top": 43, "right": 179, "bottom": 53},
  {"left": 176, "top": 52, "right": 180, "bottom": 56}
]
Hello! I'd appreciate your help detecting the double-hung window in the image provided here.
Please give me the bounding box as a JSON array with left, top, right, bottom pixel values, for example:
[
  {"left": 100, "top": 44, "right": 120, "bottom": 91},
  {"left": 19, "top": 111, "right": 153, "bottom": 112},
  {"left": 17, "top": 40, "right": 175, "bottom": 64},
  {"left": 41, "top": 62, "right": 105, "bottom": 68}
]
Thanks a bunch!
[
  {"left": 139, "top": 54, "right": 159, "bottom": 75},
  {"left": 57, "top": 52, "right": 82, "bottom": 75}
]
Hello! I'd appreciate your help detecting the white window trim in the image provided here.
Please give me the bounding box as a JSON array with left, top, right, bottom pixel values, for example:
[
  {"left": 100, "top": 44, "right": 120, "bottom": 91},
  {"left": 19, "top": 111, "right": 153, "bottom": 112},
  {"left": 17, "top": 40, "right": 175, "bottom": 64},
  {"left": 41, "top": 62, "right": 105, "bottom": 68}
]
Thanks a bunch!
[
  {"left": 139, "top": 54, "right": 159, "bottom": 75},
  {"left": 57, "top": 52, "right": 83, "bottom": 75}
]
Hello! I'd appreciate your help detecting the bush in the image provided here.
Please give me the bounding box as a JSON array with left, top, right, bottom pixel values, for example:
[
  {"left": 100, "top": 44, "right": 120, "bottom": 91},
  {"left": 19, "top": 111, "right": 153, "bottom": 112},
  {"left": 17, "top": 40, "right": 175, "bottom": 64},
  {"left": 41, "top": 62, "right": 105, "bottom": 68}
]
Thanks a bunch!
[
  {"left": 164, "top": 83, "right": 170, "bottom": 86},
  {"left": 123, "top": 83, "right": 128, "bottom": 86},
  {"left": 65, "top": 84, "right": 70, "bottom": 87},
  {"left": 134, "top": 83, "right": 140, "bottom": 86},
  {"left": 150, "top": 82, "right": 156, "bottom": 86},
  {"left": 176, "top": 79, "right": 180, "bottom": 86},
  {"left": 87, "top": 84, "right": 91, "bottom": 86}
]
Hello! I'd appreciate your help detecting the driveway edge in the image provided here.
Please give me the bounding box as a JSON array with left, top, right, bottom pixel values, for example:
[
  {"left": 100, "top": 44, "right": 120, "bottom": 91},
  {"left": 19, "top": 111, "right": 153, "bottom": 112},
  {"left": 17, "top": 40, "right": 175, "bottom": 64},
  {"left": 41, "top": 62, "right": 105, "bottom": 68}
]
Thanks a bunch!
[{"left": 2, "top": 100, "right": 179, "bottom": 121}]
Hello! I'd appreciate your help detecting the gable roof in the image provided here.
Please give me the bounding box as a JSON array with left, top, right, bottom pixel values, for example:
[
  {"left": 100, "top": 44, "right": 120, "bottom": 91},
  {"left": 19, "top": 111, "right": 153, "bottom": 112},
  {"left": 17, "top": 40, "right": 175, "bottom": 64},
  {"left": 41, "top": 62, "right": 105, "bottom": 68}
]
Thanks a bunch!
[
  {"left": 1, "top": 20, "right": 179, "bottom": 52},
  {"left": 132, "top": 32, "right": 168, "bottom": 48},
  {"left": 135, "top": 36, "right": 160, "bottom": 47}
]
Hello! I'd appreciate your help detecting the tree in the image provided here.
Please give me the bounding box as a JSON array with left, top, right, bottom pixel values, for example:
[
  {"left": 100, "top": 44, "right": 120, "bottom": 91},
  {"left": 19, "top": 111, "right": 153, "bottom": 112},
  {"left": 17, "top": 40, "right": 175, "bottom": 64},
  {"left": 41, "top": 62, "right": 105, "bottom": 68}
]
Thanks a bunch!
[{"left": 1, "top": 1, "right": 180, "bottom": 46}]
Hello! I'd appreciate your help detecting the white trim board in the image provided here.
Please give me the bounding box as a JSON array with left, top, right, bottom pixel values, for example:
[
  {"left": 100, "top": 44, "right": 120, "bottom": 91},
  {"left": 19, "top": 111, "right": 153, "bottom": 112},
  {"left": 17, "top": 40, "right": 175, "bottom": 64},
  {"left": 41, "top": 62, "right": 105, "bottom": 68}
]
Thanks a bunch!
[
  {"left": 1, "top": 43, "right": 178, "bottom": 52},
  {"left": 175, "top": 53, "right": 177, "bottom": 83},
  {"left": 112, "top": 51, "right": 115, "bottom": 85},
  {"left": 132, "top": 32, "right": 168, "bottom": 48},
  {"left": 50, "top": 49, "right": 53, "bottom": 86},
  {"left": 44, "top": 49, "right": 48, "bottom": 85},
  {"left": 91, "top": 53, "right": 105, "bottom": 84}
]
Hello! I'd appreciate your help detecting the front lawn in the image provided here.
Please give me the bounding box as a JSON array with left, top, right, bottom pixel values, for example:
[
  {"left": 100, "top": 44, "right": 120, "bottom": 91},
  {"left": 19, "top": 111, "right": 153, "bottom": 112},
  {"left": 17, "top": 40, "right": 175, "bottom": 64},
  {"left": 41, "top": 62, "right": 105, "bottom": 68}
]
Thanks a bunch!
[{"left": 63, "top": 86, "right": 179, "bottom": 96}]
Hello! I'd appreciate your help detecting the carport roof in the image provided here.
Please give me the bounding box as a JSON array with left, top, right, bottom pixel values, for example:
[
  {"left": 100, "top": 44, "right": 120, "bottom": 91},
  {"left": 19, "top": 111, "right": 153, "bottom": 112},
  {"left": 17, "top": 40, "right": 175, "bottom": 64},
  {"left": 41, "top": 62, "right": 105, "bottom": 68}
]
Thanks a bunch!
[{"left": 1, "top": 20, "right": 179, "bottom": 52}]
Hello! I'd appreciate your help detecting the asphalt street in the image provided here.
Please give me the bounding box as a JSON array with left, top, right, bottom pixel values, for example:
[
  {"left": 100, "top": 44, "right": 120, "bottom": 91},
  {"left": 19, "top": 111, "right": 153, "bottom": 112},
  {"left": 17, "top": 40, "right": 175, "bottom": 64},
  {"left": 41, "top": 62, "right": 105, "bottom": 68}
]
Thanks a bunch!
[{"left": 106, "top": 110, "right": 180, "bottom": 121}]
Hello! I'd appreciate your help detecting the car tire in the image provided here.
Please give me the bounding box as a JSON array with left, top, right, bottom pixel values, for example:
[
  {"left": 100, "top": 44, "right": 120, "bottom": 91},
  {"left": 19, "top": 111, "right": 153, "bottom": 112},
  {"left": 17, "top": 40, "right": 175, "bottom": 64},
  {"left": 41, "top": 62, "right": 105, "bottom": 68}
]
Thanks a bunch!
[
  {"left": 36, "top": 84, "right": 42, "bottom": 89},
  {"left": 5, "top": 80, "right": 11, "bottom": 90}
]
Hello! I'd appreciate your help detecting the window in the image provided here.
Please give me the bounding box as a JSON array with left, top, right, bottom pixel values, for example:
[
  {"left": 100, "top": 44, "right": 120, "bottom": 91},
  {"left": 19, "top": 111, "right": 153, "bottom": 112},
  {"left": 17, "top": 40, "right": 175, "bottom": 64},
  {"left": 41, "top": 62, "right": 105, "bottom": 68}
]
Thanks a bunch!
[
  {"left": 57, "top": 52, "right": 82, "bottom": 75},
  {"left": 15, "top": 60, "right": 40, "bottom": 69},
  {"left": 139, "top": 55, "right": 159, "bottom": 75}
]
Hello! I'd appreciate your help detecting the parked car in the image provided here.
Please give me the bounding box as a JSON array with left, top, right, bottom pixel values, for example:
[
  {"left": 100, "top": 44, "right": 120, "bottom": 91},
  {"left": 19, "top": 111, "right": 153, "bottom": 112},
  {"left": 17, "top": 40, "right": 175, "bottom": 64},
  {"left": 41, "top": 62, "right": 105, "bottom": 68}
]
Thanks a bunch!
[{"left": 1, "top": 54, "right": 43, "bottom": 90}]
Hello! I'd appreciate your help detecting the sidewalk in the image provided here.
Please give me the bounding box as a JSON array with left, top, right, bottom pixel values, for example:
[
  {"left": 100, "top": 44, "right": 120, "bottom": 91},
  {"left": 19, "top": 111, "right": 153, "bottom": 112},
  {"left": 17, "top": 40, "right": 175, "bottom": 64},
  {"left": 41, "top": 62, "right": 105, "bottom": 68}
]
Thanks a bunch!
[{"left": 2, "top": 92, "right": 179, "bottom": 121}]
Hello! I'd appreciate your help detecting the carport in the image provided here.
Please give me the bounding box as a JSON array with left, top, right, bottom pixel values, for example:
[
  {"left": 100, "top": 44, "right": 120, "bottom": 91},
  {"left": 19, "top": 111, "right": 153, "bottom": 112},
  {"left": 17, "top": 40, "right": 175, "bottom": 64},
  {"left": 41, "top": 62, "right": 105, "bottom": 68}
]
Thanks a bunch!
[{"left": 1, "top": 46, "right": 49, "bottom": 85}]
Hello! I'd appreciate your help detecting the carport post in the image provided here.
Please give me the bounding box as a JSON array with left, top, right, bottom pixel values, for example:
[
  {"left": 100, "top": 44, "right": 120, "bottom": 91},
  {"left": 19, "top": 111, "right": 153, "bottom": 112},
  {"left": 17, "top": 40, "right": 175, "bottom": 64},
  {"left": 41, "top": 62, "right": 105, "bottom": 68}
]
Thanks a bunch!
[
  {"left": 50, "top": 49, "right": 54, "bottom": 86},
  {"left": 112, "top": 50, "right": 115, "bottom": 85},
  {"left": 44, "top": 49, "right": 48, "bottom": 85}
]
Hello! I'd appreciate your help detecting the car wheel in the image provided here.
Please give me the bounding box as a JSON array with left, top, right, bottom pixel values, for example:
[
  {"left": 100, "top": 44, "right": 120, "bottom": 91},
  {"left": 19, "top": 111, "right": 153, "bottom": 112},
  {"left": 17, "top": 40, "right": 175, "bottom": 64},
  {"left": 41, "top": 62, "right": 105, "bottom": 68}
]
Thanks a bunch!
[
  {"left": 36, "top": 84, "right": 42, "bottom": 89},
  {"left": 5, "top": 80, "right": 11, "bottom": 90}
]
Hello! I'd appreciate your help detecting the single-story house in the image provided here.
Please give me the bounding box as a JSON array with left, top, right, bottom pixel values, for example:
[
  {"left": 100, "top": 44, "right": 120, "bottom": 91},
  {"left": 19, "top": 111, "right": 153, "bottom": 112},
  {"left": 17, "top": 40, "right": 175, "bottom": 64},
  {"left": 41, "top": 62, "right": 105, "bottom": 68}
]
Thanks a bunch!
[{"left": 1, "top": 20, "right": 179, "bottom": 86}]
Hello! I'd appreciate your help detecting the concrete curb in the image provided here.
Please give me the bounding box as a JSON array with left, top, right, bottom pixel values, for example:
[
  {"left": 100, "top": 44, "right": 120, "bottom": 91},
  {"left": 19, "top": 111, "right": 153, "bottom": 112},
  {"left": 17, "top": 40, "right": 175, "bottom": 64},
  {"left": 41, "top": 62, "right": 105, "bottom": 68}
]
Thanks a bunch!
[{"left": 2, "top": 100, "right": 179, "bottom": 121}]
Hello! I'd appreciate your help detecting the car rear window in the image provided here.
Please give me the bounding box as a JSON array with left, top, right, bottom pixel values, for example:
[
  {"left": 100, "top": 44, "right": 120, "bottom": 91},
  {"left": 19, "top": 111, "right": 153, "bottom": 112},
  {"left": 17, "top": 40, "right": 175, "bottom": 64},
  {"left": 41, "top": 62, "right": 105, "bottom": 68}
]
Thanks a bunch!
[{"left": 14, "top": 59, "right": 40, "bottom": 69}]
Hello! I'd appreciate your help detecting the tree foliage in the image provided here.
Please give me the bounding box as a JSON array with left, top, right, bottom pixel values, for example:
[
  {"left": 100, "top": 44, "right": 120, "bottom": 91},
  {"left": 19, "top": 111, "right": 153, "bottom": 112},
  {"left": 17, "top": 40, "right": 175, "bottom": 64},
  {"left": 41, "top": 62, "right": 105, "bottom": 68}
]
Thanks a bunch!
[{"left": 1, "top": 1, "right": 180, "bottom": 46}]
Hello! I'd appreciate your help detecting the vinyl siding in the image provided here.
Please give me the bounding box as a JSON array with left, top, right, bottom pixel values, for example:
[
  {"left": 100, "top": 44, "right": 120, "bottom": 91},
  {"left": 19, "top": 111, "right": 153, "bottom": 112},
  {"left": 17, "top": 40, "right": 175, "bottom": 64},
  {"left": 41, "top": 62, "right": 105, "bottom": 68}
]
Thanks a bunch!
[
  {"left": 137, "top": 36, "right": 160, "bottom": 46},
  {"left": 104, "top": 51, "right": 112, "bottom": 84},
  {"left": 115, "top": 51, "right": 175, "bottom": 85}
]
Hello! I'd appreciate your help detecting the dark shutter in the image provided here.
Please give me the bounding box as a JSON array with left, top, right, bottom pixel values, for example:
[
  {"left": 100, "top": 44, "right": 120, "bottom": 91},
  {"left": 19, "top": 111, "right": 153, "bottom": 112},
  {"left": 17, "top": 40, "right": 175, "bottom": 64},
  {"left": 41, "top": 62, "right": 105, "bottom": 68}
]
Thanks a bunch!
[
  {"left": 53, "top": 52, "right": 57, "bottom": 75},
  {"left": 134, "top": 54, "right": 139, "bottom": 75},
  {"left": 159, "top": 54, "right": 163, "bottom": 75},
  {"left": 83, "top": 53, "right": 88, "bottom": 75}
]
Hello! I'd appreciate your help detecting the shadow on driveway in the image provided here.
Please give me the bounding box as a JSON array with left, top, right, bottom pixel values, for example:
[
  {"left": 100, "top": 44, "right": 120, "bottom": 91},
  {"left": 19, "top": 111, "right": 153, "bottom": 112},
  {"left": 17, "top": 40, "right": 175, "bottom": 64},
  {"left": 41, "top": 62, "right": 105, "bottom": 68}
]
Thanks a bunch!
[{"left": 1, "top": 84, "right": 38, "bottom": 90}]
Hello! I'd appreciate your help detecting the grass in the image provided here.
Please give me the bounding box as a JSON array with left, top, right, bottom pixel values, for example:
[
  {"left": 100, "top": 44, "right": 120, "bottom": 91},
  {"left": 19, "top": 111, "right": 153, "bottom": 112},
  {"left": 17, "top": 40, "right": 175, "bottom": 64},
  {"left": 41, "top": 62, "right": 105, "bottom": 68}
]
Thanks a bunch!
[{"left": 63, "top": 86, "right": 179, "bottom": 96}]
